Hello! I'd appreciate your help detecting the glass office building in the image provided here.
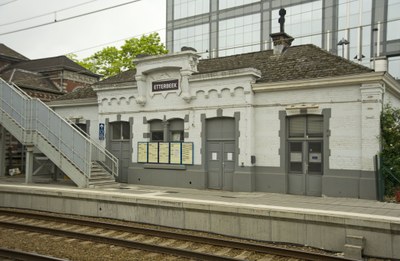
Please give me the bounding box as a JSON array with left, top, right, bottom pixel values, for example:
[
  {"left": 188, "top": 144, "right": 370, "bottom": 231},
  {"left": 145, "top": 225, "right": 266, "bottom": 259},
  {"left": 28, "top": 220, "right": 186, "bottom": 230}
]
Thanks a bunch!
[{"left": 166, "top": 0, "right": 400, "bottom": 79}]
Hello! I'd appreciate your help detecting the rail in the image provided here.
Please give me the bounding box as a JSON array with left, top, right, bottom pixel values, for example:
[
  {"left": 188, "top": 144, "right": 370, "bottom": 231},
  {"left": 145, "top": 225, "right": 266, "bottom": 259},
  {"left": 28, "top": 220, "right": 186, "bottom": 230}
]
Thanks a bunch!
[
  {"left": 0, "top": 209, "right": 356, "bottom": 261},
  {"left": 0, "top": 78, "right": 118, "bottom": 182},
  {"left": 68, "top": 120, "right": 119, "bottom": 178}
]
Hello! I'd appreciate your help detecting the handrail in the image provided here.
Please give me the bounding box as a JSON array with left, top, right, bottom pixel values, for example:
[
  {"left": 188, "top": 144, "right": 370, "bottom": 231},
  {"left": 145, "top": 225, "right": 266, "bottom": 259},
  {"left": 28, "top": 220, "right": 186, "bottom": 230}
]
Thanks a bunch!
[
  {"left": 0, "top": 78, "right": 119, "bottom": 183},
  {"left": 68, "top": 120, "right": 119, "bottom": 177}
]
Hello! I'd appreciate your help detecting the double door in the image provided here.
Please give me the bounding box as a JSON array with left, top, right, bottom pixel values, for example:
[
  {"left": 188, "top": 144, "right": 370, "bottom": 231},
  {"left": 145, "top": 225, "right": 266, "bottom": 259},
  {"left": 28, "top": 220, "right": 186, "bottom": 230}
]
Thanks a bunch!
[
  {"left": 207, "top": 141, "right": 235, "bottom": 190},
  {"left": 288, "top": 140, "right": 323, "bottom": 196}
]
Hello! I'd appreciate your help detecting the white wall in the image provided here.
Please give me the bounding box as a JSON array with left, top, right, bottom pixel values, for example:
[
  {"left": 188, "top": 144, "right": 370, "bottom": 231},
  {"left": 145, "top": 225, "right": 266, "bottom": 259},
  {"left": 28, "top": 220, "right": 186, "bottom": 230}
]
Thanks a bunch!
[
  {"left": 253, "top": 85, "right": 377, "bottom": 171},
  {"left": 52, "top": 104, "right": 101, "bottom": 145}
]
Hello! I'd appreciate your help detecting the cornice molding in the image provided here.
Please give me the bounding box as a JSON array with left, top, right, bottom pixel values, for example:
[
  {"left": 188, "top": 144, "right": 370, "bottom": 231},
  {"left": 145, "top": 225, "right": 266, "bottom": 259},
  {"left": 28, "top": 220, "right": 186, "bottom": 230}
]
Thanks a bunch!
[{"left": 253, "top": 72, "right": 400, "bottom": 99}]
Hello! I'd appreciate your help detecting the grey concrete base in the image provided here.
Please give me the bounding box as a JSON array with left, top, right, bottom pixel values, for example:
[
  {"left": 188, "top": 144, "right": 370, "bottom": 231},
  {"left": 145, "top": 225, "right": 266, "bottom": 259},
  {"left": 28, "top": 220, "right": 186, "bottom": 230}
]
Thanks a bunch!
[
  {"left": 128, "top": 166, "right": 206, "bottom": 189},
  {"left": 0, "top": 184, "right": 398, "bottom": 259},
  {"left": 322, "top": 173, "right": 377, "bottom": 200}
]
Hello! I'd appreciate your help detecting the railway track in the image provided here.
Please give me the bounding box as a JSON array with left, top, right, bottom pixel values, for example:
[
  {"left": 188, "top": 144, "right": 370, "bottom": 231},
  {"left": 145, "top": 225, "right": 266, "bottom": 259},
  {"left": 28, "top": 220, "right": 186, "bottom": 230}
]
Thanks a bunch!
[
  {"left": 0, "top": 209, "right": 356, "bottom": 261},
  {"left": 0, "top": 247, "right": 67, "bottom": 261}
]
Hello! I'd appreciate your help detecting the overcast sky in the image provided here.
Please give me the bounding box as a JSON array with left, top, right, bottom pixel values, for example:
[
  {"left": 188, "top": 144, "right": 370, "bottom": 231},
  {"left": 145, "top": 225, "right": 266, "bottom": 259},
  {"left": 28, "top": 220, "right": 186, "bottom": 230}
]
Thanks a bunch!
[{"left": 0, "top": 0, "right": 166, "bottom": 59}]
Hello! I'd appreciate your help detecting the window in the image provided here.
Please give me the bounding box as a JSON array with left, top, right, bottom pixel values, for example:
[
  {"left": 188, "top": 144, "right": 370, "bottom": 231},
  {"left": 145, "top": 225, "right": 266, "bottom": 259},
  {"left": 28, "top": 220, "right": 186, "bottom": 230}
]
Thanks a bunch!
[
  {"left": 389, "top": 56, "right": 400, "bottom": 79},
  {"left": 169, "top": 119, "right": 184, "bottom": 141},
  {"left": 219, "top": 0, "right": 259, "bottom": 10},
  {"left": 218, "top": 13, "right": 260, "bottom": 57},
  {"left": 387, "top": 0, "right": 400, "bottom": 41},
  {"left": 149, "top": 119, "right": 185, "bottom": 142},
  {"left": 150, "top": 120, "right": 164, "bottom": 142},
  {"left": 272, "top": 1, "right": 322, "bottom": 46},
  {"left": 111, "top": 121, "right": 130, "bottom": 140},
  {"left": 173, "top": 23, "right": 209, "bottom": 58},
  {"left": 174, "top": 0, "right": 209, "bottom": 19},
  {"left": 337, "top": 0, "right": 372, "bottom": 66},
  {"left": 74, "top": 123, "right": 88, "bottom": 136},
  {"left": 287, "top": 115, "right": 324, "bottom": 175},
  {"left": 288, "top": 115, "right": 323, "bottom": 138}
]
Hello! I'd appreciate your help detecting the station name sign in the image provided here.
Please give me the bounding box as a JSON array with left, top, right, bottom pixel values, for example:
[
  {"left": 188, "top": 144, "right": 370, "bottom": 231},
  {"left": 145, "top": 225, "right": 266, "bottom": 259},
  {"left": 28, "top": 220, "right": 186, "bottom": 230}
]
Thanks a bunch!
[{"left": 152, "top": 79, "right": 179, "bottom": 92}]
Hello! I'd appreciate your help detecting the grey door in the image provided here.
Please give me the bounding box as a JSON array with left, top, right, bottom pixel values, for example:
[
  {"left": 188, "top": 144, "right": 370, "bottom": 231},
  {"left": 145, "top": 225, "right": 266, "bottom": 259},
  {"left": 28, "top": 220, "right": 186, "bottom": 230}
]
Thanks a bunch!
[
  {"left": 109, "top": 121, "right": 131, "bottom": 183},
  {"left": 206, "top": 117, "right": 236, "bottom": 191},
  {"left": 110, "top": 140, "right": 130, "bottom": 183},
  {"left": 288, "top": 141, "right": 322, "bottom": 196},
  {"left": 207, "top": 141, "right": 235, "bottom": 190}
]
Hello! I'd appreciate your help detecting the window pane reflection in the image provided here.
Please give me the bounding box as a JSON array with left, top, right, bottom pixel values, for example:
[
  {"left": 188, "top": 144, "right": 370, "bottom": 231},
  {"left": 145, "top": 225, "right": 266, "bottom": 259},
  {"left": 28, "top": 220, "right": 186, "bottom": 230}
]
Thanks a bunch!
[
  {"left": 174, "top": 0, "right": 209, "bottom": 19},
  {"left": 173, "top": 24, "right": 209, "bottom": 58},
  {"left": 219, "top": 0, "right": 259, "bottom": 10},
  {"left": 272, "top": 1, "right": 322, "bottom": 46},
  {"left": 218, "top": 14, "right": 260, "bottom": 57}
]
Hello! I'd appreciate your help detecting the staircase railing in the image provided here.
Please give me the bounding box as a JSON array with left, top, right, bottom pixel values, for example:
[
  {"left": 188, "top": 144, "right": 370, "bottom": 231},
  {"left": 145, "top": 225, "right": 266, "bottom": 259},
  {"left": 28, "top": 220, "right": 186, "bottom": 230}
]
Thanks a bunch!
[
  {"left": 0, "top": 78, "right": 118, "bottom": 182},
  {"left": 68, "top": 120, "right": 119, "bottom": 178}
]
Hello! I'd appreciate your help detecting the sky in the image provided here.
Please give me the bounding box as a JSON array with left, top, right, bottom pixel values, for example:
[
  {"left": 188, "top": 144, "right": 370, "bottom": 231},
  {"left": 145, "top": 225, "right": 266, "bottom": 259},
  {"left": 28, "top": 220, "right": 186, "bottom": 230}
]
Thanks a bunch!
[{"left": 0, "top": 0, "right": 166, "bottom": 59}]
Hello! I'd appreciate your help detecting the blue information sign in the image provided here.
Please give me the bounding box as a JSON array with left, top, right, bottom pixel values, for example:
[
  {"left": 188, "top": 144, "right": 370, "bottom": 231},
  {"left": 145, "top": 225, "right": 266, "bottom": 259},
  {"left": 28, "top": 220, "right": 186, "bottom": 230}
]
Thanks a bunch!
[{"left": 99, "top": 123, "right": 105, "bottom": 140}]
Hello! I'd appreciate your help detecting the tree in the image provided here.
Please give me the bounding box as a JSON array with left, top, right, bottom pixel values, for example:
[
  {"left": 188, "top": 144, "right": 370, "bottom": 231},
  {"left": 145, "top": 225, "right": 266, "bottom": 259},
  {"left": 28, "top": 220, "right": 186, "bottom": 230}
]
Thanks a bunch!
[
  {"left": 74, "top": 33, "right": 168, "bottom": 78},
  {"left": 381, "top": 104, "right": 400, "bottom": 195}
]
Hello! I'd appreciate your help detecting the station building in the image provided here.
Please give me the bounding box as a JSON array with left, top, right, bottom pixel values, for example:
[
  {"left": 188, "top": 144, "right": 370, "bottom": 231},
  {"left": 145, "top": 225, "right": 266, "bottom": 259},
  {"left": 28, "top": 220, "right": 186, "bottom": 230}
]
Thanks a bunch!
[{"left": 49, "top": 33, "right": 400, "bottom": 200}]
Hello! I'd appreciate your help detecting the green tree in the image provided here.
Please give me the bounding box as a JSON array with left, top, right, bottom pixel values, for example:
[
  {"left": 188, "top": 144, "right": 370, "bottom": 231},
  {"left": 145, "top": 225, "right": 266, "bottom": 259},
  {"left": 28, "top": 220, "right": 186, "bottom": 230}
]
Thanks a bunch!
[
  {"left": 74, "top": 33, "right": 168, "bottom": 78},
  {"left": 381, "top": 104, "right": 400, "bottom": 195}
]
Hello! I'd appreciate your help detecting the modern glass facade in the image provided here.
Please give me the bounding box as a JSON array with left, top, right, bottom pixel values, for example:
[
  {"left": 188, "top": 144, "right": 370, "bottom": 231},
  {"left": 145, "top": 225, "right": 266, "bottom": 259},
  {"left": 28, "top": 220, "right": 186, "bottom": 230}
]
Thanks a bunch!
[{"left": 166, "top": 0, "right": 400, "bottom": 79}]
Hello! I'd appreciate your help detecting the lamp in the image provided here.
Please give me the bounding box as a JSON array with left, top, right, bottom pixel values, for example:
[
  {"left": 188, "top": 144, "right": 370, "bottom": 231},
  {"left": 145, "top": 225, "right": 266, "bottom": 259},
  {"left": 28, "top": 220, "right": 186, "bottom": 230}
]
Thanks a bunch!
[{"left": 337, "top": 38, "right": 349, "bottom": 58}]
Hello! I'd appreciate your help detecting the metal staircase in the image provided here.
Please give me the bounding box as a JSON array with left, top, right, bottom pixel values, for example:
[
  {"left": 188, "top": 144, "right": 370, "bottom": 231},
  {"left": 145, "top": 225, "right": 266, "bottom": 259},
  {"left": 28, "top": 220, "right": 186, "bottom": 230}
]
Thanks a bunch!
[{"left": 0, "top": 78, "right": 119, "bottom": 188}]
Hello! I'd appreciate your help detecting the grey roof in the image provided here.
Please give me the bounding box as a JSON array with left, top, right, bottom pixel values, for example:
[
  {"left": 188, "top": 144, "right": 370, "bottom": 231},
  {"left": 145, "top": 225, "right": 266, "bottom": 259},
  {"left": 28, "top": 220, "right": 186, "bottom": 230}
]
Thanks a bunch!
[
  {"left": 11, "top": 55, "right": 100, "bottom": 78},
  {"left": 1, "top": 69, "right": 62, "bottom": 94},
  {"left": 197, "top": 44, "right": 372, "bottom": 83},
  {"left": 55, "top": 86, "right": 97, "bottom": 100},
  {"left": 96, "top": 44, "right": 372, "bottom": 86},
  {"left": 0, "top": 44, "right": 29, "bottom": 61},
  {"left": 95, "top": 69, "right": 137, "bottom": 85},
  {"left": 57, "top": 44, "right": 374, "bottom": 101}
]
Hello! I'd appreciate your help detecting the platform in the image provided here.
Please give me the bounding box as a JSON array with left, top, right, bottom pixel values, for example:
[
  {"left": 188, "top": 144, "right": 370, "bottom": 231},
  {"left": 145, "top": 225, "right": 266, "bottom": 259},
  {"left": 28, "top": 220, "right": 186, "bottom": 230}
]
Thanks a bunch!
[{"left": 0, "top": 175, "right": 399, "bottom": 260}]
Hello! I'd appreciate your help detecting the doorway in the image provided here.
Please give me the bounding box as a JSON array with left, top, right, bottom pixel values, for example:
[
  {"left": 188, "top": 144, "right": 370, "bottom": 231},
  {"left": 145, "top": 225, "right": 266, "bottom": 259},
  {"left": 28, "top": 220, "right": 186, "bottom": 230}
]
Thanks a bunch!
[
  {"left": 287, "top": 115, "right": 324, "bottom": 196},
  {"left": 206, "top": 117, "right": 236, "bottom": 190}
]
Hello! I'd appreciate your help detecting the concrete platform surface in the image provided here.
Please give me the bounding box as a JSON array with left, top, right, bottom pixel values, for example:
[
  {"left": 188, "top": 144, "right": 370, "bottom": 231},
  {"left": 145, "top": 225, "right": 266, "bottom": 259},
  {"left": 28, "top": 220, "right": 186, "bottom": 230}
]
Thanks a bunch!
[{"left": 0, "top": 175, "right": 399, "bottom": 259}]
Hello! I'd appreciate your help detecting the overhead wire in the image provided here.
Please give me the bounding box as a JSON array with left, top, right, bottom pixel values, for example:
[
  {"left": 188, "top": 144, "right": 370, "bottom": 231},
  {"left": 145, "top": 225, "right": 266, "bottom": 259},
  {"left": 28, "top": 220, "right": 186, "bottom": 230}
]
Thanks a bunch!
[
  {"left": 0, "top": 0, "right": 398, "bottom": 60},
  {"left": 0, "top": 0, "right": 17, "bottom": 7},
  {"left": 0, "top": 0, "right": 141, "bottom": 36},
  {"left": 0, "top": 0, "right": 99, "bottom": 27},
  {"left": 65, "top": 0, "right": 351, "bottom": 55}
]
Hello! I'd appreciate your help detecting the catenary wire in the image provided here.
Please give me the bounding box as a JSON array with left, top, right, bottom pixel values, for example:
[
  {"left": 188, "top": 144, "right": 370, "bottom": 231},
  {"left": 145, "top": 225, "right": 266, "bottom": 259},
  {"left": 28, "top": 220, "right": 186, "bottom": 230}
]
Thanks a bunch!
[
  {"left": 0, "top": 0, "right": 98, "bottom": 27},
  {"left": 0, "top": 0, "right": 398, "bottom": 60},
  {"left": 0, "top": 0, "right": 17, "bottom": 7},
  {"left": 0, "top": 0, "right": 141, "bottom": 36}
]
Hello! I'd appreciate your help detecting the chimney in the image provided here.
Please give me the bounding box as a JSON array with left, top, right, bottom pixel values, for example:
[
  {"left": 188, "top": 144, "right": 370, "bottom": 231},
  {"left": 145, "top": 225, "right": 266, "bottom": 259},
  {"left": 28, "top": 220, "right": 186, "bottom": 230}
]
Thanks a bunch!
[{"left": 270, "top": 8, "right": 294, "bottom": 55}]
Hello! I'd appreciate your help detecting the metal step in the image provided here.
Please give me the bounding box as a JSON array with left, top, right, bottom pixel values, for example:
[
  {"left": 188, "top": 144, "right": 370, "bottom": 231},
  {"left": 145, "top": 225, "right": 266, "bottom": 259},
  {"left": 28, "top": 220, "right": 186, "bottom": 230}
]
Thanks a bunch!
[{"left": 88, "top": 162, "right": 118, "bottom": 188}]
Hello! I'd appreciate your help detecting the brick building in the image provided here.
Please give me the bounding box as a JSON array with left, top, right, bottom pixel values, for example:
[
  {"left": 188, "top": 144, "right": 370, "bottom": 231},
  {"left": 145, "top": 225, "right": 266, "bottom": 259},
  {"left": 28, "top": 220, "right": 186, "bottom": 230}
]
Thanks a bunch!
[
  {"left": 0, "top": 43, "right": 100, "bottom": 173},
  {"left": 0, "top": 44, "right": 99, "bottom": 101}
]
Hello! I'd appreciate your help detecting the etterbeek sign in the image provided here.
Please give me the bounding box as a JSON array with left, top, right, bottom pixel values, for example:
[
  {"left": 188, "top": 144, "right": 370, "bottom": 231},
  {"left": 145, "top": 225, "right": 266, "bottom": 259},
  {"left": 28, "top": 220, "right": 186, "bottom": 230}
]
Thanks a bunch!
[{"left": 152, "top": 79, "right": 179, "bottom": 92}]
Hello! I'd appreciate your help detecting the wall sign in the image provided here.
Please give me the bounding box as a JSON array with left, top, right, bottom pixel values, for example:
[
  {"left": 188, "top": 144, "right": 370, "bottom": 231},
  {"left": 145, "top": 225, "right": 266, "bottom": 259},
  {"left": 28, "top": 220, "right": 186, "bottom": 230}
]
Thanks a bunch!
[
  {"left": 148, "top": 142, "right": 159, "bottom": 163},
  {"left": 152, "top": 79, "right": 179, "bottom": 92},
  {"left": 137, "top": 141, "right": 193, "bottom": 165},
  {"left": 170, "top": 143, "right": 181, "bottom": 164},
  {"left": 99, "top": 123, "right": 105, "bottom": 140},
  {"left": 137, "top": 143, "right": 148, "bottom": 163}
]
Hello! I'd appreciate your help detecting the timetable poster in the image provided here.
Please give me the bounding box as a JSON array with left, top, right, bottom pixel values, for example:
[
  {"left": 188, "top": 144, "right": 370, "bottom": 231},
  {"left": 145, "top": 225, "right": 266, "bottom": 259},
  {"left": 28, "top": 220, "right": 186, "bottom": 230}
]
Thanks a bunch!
[
  {"left": 170, "top": 143, "right": 181, "bottom": 164},
  {"left": 158, "top": 142, "right": 170, "bottom": 164},
  {"left": 137, "top": 142, "right": 148, "bottom": 163},
  {"left": 181, "top": 142, "right": 193, "bottom": 165},
  {"left": 148, "top": 142, "right": 159, "bottom": 163}
]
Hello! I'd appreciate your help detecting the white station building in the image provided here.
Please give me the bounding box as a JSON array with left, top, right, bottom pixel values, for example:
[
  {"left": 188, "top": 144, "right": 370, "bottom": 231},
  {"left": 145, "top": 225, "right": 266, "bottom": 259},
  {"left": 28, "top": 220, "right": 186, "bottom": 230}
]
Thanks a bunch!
[{"left": 49, "top": 33, "right": 400, "bottom": 200}]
